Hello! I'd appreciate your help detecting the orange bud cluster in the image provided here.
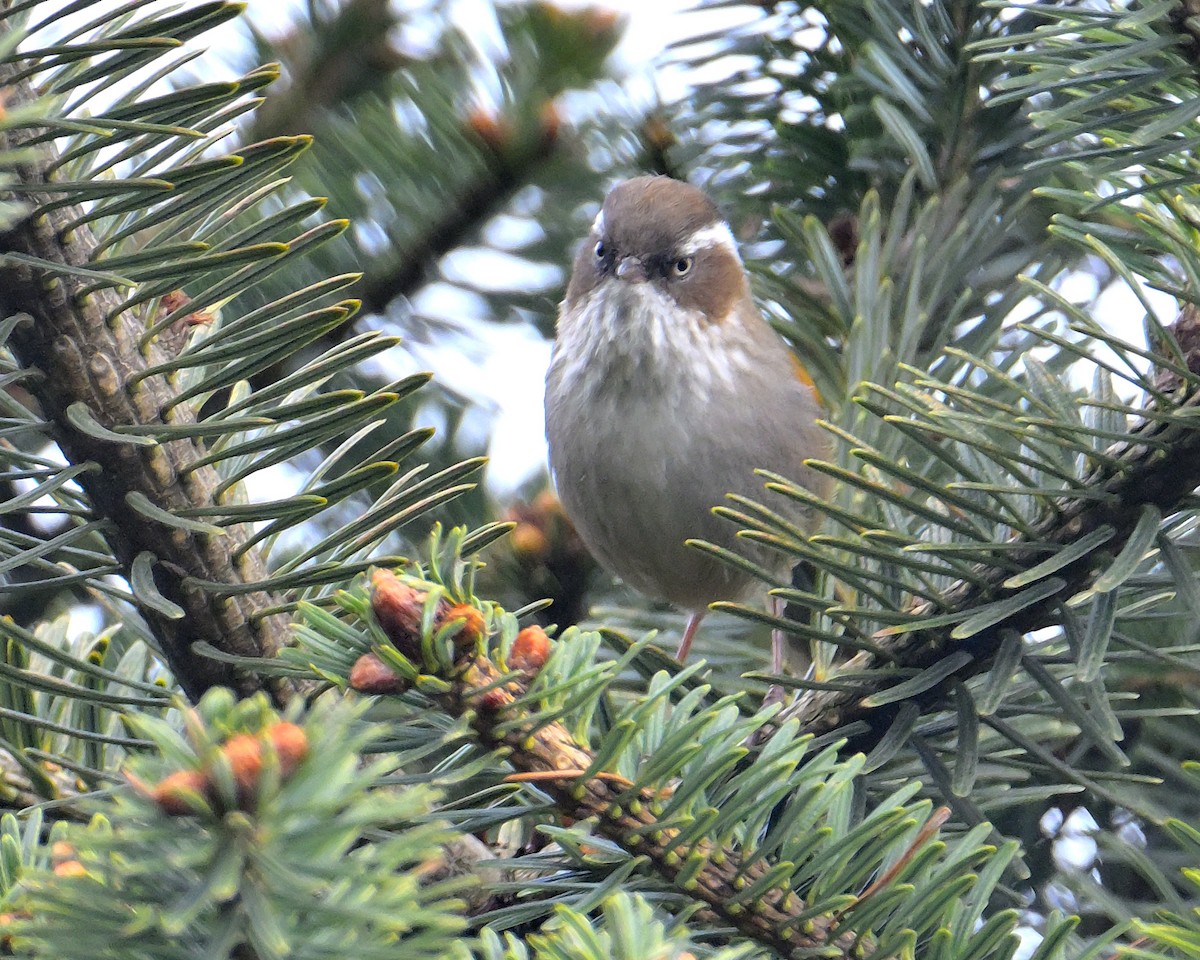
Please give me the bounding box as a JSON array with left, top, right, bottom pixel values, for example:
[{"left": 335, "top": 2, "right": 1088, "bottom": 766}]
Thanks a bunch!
[
  {"left": 505, "top": 490, "right": 564, "bottom": 562},
  {"left": 140, "top": 722, "right": 308, "bottom": 817},
  {"left": 370, "top": 569, "right": 487, "bottom": 663},
  {"left": 509, "top": 625, "right": 551, "bottom": 674},
  {"left": 0, "top": 910, "right": 28, "bottom": 954},
  {"left": 500, "top": 491, "right": 597, "bottom": 627},
  {"left": 50, "top": 841, "right": 86, "bottom": 879}
]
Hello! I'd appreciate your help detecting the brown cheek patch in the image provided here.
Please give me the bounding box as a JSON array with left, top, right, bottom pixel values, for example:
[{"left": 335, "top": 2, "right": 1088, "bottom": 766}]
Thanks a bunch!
[{"left": 675, "top": 248, "right": 747, "bottom": 323}]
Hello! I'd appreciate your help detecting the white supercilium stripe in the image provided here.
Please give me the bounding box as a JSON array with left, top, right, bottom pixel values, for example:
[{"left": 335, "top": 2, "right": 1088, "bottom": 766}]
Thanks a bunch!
[
  {"left": 679, "top": 221, "right": 740, "bottom": 259},
  {"left": 591, "top": 209, "right": 605, "bottom": 235}
]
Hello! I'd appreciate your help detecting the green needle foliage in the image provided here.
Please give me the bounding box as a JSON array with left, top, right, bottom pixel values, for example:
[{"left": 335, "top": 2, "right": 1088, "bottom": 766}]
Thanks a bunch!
[
  {"left": 18, "top": 691, "right": 467, "bottom": 959},
  {"left": 279, "top": 550, "right": 1050, "bottom": 959},
  {"left": 0, "top": 0, "right": 1198, "bottom": 958},
  {"left": 0, "top": 0, "right": 499, "bottom": 708}
]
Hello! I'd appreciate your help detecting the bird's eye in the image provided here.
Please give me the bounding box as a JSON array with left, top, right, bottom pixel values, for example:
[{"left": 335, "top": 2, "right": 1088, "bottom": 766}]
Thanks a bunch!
[
  {"left": 595, "top": 240, "right": 606, "bottom": 259},
  {"left": 671, "top": 256, "right": 693, "bottom": 278}
]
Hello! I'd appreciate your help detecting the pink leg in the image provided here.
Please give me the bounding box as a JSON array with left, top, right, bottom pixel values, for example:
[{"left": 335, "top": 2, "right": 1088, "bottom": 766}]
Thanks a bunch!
[
  {"left": 676, "top": 610, "right": 704, "bottom": 661},
  {"left": 765, "top": 596, "right": 787, "bottom": 709},
  {"left": 770, "top": 595, "right": 786, "bottom": 675}
]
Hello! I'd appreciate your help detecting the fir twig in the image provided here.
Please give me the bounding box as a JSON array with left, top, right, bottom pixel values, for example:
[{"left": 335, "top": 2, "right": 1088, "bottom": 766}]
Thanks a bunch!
[
  {"left": 786, "top": 373, "right": 1200, "bottom": 749},
  {"left": 357, "top": 114, "right": 559, "bottom": 315},
  {"left": 406, "top": 637, "right": 859, "bottom": 952},
  {"left": 357, "top": 565, "right": 881, "bottom": 960},
  {"left": 0, "top": 67, "right": 294, "bottom": 703}
]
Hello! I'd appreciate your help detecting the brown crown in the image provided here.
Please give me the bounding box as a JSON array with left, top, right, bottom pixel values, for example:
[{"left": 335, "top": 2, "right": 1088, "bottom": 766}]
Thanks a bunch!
[{"left": 600, "top": 176, "right": 724, "bottom": 256}]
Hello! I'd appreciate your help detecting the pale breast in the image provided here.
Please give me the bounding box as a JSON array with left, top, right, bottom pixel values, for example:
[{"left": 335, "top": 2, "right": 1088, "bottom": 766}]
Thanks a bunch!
[{"left": 545, "top": 285, "right": 827, "bottom": 610}]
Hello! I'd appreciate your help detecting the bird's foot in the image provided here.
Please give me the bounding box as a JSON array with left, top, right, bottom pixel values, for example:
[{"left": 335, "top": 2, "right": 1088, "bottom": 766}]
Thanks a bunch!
[{"left": 762, "top": 683, "right": 788, "bottom": 712}]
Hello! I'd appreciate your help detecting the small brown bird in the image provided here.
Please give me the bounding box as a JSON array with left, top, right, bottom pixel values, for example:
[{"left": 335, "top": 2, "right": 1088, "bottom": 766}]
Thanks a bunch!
[{"left": 544, "top": 176, "right": 829, "bottom": 673}]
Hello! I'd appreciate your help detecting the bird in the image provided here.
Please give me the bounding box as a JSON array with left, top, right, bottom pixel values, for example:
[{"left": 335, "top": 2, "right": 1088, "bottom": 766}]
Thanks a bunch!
[{"left": 544, "top": 175, "right": 829, "bottom": 678}]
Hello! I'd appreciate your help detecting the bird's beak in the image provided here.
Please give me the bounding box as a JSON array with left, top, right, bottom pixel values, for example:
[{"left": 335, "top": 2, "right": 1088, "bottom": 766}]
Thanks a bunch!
[{"left": 615, "top": 256, "right": 648, "bottom": 282}]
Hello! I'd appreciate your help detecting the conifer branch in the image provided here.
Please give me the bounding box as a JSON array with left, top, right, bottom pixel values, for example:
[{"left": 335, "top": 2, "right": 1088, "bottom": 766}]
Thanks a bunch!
[
  {"left": 364, "top": 569, "right": 864, "bottom": 960},
  {"left": 358, "top": 111, "right": 560, "bottom": 315},
  {"left": 450, "top": 654, "right": 859, "bottom": 957},
  {"left": 787, "top": 372, "right": 1200, "bottom": 750},
  {"left": 0, "top": 69, "right": 294, "bottom": 704}
]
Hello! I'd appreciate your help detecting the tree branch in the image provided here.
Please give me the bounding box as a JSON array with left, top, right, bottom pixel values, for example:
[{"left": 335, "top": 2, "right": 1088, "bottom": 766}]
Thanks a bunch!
[
  {"left": 357, "top": 114, "right": 561, "bottom": 316},
  {"left": 788, "top": 368, "right": 1200, "bottom": 752},
  {"left": 0, "top": 70, "right": 295, "bottom": 705},
  {"left": 363, "top": 569, "right": 873, "bottom": 960}
]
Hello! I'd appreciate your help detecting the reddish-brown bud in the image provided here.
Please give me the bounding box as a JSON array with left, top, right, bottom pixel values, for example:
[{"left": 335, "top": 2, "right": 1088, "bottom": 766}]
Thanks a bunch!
[
  {"left": 221, "top": 733, "right": 264, "bottom": 800},
  {"left": 641, "top": 114, "right": 676, "bottom": 152},
  {"left": 476, "top": 687, "right": 509, "bottom": 713},
  {"left": 266, "top": 722, "right": 309, "bottom": 778},
  {"left": 371, "top": 569, "right": 441, "bottom": 658},
  {"left": 510, "top": 625, "right": 551, "bottom": 674},
  {"left": 537, "top": 99, "right": 561, "bottom": 147},
  {"left": 156, "top": 290, "right": 216, "bottom": 356},
  {"left": 152, "top": 769, "right": 212, "bottom": 816},
  {"left": 467, "top": 106, "right": 513, "bottom": 153},
  {"left": 349, "top": 651, "right": 407, "bottom": 694},
  {"left": 52, "top": 860, "right": 87, "bottom": 879},
  {"left": 158, "top": 289, "right": 190, "bottom": 315},
  {"left": 442, "top": 603, "right": 486, "bottom": 653},
  {"left": 510, "top": 521, "right": 549, "bottom": 558}
]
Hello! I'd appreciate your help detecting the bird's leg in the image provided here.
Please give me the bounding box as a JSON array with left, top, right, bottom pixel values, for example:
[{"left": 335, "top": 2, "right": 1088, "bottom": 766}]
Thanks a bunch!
[
  {"left": 771, "top": 595, "right": 788, "bottom": 674},
  {"left": 676, "top": 610, "right": 705, "bottom": 661},
  {"left": 766, "top": 561, "right": 819, "bottom": 708},
  {"left": 763, "top": 595, "right": 789, "bottom": 709}
]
